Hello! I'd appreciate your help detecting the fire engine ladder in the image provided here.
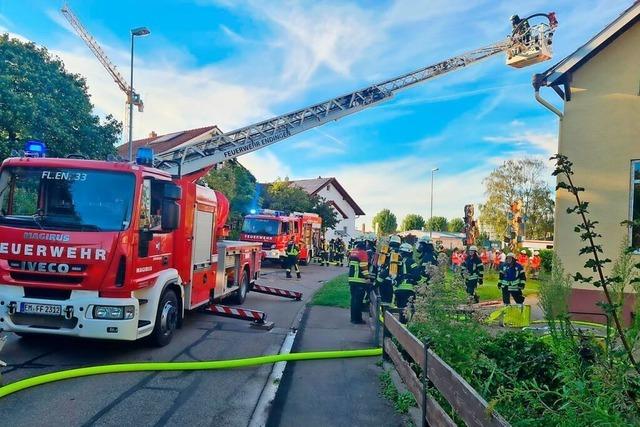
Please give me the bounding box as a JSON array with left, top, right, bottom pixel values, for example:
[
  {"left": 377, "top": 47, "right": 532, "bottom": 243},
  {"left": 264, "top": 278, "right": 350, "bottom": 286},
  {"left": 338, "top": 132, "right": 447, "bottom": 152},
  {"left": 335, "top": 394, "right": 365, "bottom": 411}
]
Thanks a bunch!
[{"left": 153, "top": 13, "right": 557, "bottom": 178}]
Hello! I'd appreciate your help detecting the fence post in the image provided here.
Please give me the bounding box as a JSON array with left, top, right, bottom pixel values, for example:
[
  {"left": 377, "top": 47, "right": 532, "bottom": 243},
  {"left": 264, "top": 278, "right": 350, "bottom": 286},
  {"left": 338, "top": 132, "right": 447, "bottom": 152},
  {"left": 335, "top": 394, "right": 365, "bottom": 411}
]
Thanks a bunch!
[
  {"left": 374, "top": 294, "right": 382, "bottom": 348},
  {"left": 422, "top": 338, "right": 430, "bottom": 427}
]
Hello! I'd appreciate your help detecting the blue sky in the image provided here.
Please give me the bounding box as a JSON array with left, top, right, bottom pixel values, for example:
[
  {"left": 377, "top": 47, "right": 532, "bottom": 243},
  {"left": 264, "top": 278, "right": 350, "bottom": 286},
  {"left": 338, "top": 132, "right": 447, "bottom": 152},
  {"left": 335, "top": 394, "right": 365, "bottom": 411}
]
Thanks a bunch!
[{"left": 0, "top": 0, "right": 633, "bottom": 229}]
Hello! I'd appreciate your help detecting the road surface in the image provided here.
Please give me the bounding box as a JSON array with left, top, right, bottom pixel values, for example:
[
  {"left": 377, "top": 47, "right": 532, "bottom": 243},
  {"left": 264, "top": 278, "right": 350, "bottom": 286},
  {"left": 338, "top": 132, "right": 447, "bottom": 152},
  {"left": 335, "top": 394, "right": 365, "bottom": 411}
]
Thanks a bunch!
[{"left": 0, "top": 264, "right": 343, "bottom": 427}]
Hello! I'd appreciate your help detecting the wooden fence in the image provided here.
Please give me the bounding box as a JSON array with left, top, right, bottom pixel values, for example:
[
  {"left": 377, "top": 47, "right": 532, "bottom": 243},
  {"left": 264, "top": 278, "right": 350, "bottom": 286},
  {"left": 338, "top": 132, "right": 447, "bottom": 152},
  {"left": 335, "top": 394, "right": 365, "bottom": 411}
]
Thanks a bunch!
[{"left": 380, "top": 307, "right": 510, "bottom": 427}]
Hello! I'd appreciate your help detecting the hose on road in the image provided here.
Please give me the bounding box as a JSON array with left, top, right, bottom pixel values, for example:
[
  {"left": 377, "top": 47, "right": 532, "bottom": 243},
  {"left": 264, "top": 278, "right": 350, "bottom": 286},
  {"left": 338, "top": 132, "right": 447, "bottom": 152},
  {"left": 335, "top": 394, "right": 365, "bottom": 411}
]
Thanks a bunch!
[{"left": 0, "top": 347, "right": 382, "bottom": 399}]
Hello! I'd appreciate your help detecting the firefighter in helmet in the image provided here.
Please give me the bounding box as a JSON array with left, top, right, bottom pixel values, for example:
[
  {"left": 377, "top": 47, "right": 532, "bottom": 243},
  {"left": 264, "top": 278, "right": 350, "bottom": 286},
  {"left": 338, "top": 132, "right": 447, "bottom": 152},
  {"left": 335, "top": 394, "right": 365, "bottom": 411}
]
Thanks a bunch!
[
  {"left": 498, "top": 252, "right": 526, "bottom": 305},
  {"left": 394, "top": 242, "right": 421, "bottom": 323},
  {"left": 285, "top": 236, "right": 301, "bottom": 279},
  {"left": 416, "top": 235, "right": 437, "bottom": 285},
  {"left": 461, "top": 245, "right": 484, "bottom": 303},
  {"left": 348, "top": 239, "right": 370, "bottom": 324},
  {"left": 375, "top": 234, "right": 401, "bottom": 304}
]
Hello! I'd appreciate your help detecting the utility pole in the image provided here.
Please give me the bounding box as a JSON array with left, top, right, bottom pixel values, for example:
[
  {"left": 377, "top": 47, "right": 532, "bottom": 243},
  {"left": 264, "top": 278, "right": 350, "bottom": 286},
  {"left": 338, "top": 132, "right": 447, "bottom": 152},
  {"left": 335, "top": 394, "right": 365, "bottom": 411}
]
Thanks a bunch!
[
  {"left": 128, "top": 27, "right": 151, "bottom": 161},
  {"left": 429, "top": 168, "right": 439, "bottom": 238}
]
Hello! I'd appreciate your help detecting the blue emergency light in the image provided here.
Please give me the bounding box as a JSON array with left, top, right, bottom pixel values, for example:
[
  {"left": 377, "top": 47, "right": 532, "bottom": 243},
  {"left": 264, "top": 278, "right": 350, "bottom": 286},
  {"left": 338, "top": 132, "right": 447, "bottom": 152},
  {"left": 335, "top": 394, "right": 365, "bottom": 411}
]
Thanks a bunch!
[
  {"left": 249, "top": 209, "right": 257, "bottom": 214},
  {"left": 135, "top": 147, "right": 154, "bottom": 166},
  {"left": 24, "top": 140, "right": 46, "bottom": 158}
]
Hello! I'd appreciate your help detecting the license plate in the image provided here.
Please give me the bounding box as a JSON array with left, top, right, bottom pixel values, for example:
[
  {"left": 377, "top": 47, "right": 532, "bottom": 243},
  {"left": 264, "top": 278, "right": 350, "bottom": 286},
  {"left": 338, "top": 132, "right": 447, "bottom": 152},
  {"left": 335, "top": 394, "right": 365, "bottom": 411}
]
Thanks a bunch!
[{"left": 19, "top": 302, "right": 62, "bottom": 316}]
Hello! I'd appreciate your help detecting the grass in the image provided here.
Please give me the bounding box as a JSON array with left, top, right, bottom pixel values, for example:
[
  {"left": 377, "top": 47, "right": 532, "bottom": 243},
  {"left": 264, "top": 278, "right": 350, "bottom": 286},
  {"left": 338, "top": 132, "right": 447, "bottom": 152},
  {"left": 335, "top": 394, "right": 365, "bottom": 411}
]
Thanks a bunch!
[
  {"left": 447, "top": 269, "right": 544, "bottom": 301},
  {"left": 310, "top": 273, "right": 350, "bottom": 308},
  {"left": 379, "top": 370, "right": 416, "bottom": 414}
]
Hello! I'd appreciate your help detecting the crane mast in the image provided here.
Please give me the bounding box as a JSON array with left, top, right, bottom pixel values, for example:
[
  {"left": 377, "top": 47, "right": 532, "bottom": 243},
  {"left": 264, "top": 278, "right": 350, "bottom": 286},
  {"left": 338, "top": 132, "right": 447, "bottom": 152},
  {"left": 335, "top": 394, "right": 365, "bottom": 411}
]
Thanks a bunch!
[
  {"left": 60, "top": 4, "right": 144, "bottom": 112},
  {"left": 150, "top": 13, "right": 557, "bottom": 178}
]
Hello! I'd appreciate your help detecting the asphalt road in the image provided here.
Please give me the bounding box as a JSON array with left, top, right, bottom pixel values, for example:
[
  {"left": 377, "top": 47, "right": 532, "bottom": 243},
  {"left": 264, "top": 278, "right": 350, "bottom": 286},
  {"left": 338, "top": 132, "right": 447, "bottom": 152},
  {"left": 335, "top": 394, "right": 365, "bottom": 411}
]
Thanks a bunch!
[{"left": 0, "top": 264, "right": 343, "bottom": 427}]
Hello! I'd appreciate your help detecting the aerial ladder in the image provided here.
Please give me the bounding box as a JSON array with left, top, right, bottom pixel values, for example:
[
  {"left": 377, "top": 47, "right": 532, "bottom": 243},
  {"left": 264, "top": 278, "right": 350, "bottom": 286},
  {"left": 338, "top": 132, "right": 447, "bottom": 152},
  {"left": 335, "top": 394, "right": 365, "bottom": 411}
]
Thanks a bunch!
[
  {"left": 153, "top": 13, "right": 557, "bottom": 180},
  {"left": 60, "top": 4, "right": 144, "bottom": 138}
]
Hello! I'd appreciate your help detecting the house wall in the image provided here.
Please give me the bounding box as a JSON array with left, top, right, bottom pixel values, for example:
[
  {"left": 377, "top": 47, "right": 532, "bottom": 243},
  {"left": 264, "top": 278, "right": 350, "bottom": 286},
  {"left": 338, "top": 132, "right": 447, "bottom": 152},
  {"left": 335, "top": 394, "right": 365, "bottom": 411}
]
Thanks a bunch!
[
  {"left": 314, "top": 183, "right": 358, "bottom": 239},
  {"left": 554, "top": 22, "right": 640, "bottom": 320}
]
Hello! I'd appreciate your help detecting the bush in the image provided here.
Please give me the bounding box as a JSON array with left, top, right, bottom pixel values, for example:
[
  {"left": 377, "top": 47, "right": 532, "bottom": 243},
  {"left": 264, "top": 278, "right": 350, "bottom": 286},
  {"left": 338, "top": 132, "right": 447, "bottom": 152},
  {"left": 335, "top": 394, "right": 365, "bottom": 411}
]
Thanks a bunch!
[{"left": 538, "top": 249, "right": 553, "bottom": 272}]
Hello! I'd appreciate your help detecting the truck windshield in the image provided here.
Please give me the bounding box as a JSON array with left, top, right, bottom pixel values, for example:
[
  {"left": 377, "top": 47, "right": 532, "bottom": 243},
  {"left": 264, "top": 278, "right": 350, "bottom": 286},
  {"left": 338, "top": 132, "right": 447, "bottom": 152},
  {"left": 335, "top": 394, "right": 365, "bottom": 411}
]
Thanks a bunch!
[
  {"left": 241, "top": 218, "right": 280, "bottom": 236},
  {"left": 0, "top": 167, "right": 135, "bottom": 232}
]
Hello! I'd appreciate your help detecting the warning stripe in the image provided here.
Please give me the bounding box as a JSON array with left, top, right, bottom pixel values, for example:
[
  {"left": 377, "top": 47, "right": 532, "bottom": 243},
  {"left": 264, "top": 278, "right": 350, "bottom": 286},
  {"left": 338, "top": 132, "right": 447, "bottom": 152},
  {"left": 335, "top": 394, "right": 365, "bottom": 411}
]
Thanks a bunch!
[
  {"left": 252, "top": 284, "right": 303, "bottom": 300},
  {"left": 207, "top": 304, "right": 265, "bottom": 321}
]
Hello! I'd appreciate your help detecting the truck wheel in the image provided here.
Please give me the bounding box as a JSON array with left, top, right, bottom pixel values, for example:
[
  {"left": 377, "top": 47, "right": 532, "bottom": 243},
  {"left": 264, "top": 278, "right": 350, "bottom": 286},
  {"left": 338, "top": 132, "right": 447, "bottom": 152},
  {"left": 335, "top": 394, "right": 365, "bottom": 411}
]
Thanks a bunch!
[
  {"left": 150, "top": 289, "right": 178, "bottom": 347},
  {"left": 230, "top": 271, "right": 249, "bottom": 305}
]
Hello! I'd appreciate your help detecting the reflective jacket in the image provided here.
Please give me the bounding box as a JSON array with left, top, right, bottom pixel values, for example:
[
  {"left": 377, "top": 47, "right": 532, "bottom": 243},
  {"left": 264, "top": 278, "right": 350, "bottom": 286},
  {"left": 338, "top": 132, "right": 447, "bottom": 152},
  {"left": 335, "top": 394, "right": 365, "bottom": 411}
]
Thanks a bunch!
[
  {"left": 286, "top": 241, "right": 300, "bottom": 257},
  {"left": 499, "top": 262, "right": 526, "bottom": 291},
  {"left": 396, "top": 256, "right": 421, "bottom": 292},
  {"left": 530, "top": 255, "right": 542, "bottom": 269},
  {"left": 462, "top": 254, "right": 484, "bottom": 281},
  {"left": 348, "top": 249, "right": 370, "bottom": 284}
]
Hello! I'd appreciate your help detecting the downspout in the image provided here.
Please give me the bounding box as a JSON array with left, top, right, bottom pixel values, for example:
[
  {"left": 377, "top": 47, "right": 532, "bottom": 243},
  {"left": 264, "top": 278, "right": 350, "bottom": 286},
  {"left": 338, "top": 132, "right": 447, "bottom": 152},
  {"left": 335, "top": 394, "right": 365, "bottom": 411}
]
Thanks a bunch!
[{"left": 533, "top": 73, "right": 563, "bottom": 119}]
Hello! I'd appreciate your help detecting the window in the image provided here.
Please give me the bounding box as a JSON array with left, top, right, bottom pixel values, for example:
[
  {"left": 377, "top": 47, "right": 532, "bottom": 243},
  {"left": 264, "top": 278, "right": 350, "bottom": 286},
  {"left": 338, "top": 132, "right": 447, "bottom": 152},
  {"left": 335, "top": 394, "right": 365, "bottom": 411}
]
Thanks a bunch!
[
  {"left": 139, "top": 179, "right": 163, "bottom": 231},
  {"left": 631, "top": 161, "right": 640, "bottom": 250}
]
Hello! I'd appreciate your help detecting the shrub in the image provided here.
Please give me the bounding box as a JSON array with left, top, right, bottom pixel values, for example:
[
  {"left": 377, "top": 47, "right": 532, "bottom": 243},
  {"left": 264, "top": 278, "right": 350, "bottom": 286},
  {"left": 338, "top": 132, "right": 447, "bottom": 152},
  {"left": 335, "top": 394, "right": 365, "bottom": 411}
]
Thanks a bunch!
[{"left": 538, "top": 249, "right": 553, "bottom": 272}]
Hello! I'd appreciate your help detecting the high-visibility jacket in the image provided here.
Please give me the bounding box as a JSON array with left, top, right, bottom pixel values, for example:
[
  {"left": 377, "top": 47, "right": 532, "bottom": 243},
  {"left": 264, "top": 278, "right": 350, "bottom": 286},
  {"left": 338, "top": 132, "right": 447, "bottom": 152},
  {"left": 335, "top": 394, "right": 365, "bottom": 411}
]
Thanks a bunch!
[
  {"left": 499, "top": 262, "right": 526, "bottom": 291},
  {"left": 348, "top": 249, "right": 370, "bottom": 284},
  {"left": 462, "top": 255, "right": 484, "bottom": 281},
  {"left": 286, "top": 241, "right": 300, "bottom": 257},
  {"left": 396, "top": 257, "right": 421, "bottom": 292},
  {"left": 530, "top": 255, "right": 542, "bottom": 269},
  {"left": 480, "top": 251, "right": 489, "bottom": 265},
  {"left": 517, "top": 253, "right": 529, "bottom": 267}
]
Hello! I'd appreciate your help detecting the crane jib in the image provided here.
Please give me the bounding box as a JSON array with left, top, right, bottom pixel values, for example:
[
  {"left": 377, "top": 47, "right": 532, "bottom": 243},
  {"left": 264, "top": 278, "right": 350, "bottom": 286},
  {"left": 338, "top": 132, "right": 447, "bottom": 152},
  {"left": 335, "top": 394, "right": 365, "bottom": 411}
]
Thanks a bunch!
[{"left": 221, "top": 129, "right": 292, "bottom": 159}]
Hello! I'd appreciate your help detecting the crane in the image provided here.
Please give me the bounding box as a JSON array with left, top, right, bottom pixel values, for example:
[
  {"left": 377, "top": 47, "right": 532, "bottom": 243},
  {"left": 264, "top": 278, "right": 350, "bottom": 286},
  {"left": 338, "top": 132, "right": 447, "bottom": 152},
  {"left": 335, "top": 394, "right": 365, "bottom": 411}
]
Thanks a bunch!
[
  {"left": 151, "top": 13, "right": 557, "bottom": 179},
  {"left": 60, "top": 4, "right": 144, "bottom": 115}
]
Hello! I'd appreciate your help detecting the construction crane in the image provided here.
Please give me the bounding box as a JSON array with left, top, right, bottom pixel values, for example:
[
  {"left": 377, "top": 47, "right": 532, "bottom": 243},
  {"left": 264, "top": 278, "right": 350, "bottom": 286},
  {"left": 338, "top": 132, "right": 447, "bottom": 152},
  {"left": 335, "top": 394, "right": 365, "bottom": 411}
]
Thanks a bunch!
[
  {"left": 151, "top": 13, "right": 557, "bottom": 178},
  {"left": 60, "top": 4, "right": 144, "bottom": 118}
]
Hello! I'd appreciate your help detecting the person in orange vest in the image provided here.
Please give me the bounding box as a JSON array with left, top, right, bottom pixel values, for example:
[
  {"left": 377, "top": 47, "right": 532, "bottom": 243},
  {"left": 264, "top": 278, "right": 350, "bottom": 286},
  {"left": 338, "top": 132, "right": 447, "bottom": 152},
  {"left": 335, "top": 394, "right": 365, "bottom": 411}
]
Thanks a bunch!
[
  {"left": 517, "top": 250, "right": 529, "bottom": 270},
  {"left": 451, "top": 248, "right": 462, "bottom": 272},
  {"left": 530, "top": 251, "right": 542, "bottom": 279},
  {"left": 480, "top": 248, "right": 490, "bottom": 269},
  {"left": 492, "top": 249, "right": 502, "bottom": 271}
]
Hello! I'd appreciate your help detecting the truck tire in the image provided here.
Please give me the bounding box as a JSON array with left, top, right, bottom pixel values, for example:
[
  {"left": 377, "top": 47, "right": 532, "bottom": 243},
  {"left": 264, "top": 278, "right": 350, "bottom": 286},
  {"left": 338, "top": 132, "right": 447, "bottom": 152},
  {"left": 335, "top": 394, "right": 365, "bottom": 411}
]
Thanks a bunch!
[
  {"left": 230, "top": 270, "right": 249, "bottom": 305},
  {"left": 149, "top": 289, "right": 178, "bottom": 347}
]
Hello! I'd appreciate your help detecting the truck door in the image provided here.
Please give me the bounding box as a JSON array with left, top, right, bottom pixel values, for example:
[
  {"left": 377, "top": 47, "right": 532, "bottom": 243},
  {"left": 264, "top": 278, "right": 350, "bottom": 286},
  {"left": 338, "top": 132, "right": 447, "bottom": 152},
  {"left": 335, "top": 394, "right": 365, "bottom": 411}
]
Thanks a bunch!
[
  {"left": 191, "top": 206, "right": 216, "bottom": 304},
  {"left": 137, "top": 178, "right": 173, "bottom": 276}
]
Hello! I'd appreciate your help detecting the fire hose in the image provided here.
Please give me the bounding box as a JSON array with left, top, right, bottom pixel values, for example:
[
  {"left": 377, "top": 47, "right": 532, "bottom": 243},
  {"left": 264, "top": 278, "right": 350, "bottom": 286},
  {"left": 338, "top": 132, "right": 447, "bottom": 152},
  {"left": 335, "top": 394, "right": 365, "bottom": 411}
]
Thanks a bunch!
[{"left": 0, "top": 347, "right": 382, "bottom": 399}]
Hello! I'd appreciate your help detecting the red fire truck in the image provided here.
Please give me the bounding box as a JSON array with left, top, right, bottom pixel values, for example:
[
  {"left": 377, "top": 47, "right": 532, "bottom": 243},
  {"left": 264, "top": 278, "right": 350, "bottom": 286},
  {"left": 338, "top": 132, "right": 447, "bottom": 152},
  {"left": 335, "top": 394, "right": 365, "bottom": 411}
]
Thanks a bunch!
[
  {"left": 0, "top": 145, "right": 261, "bottom": 346},
  {"left": 240, "top": 210, "right": 322, "bottom": 265}
]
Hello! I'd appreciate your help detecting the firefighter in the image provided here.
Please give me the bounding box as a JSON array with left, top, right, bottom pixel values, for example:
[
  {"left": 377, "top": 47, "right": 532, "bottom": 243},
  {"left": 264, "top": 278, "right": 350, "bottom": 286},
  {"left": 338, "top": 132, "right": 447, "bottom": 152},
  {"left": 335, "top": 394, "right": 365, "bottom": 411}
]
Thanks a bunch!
[
  {"left": 530, "top": 251, "right": 542, "bottom": 279},
  {"left": 394, "top": 242, "right": 421, "bottom": 323},
  {"left": 335, "top": 238, "right": 346, "bottom": 267},
  {"left": 461, "top": 245, "right": 484, "bottom": 303},
  {"left": 416, "top": 235, "right": 437, "bottom": 285},
  {"left": 511, "top": 14, "right": 530, "bottom": 44},
  {"left": 285, "top": 236, "right": 301, "bottom": 279},
  {"left": 517, "top": 250, "right": 529, "bottom": 270},
  {"left": 376, "top": 235, "right": 401, "bottom": 304},
  {"left": 498, "top": 252, "right": 526, "bottom": 305},
  {"left": 348, "top": 239, "right": 370, "bottom": 324}
]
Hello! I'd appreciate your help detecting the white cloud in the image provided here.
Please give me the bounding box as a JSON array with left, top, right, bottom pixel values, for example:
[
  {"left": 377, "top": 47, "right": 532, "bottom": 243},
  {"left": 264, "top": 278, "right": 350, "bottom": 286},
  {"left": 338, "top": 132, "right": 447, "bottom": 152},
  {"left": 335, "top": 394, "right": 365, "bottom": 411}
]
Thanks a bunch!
[
  {"left": 483, "top": 131, "right": 558, "bottom": 156},
  {"left": 239, "top": 150, "right": 293, "bottom": 183}
]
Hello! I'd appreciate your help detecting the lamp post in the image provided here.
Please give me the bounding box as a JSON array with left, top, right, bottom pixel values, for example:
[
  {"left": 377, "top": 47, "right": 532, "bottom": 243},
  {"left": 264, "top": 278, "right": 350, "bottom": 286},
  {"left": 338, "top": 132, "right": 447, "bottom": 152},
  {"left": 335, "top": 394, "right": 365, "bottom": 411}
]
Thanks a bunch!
[
  {"left": 429, "top": 167, "right": 439, "bottom": 238},
  {"left": 128, "top": 26, "right": 151, "bottom": 161}
]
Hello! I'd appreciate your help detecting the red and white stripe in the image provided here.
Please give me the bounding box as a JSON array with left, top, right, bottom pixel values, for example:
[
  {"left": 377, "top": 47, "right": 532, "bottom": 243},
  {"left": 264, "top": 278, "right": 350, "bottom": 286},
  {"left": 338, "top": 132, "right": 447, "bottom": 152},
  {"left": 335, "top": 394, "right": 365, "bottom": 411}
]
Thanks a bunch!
[
  {"left": 252, "top": 284, "right": 303, "bottom": 301},
  {"left": 205, "top": 304, "right": 266, "bottom": 322}
]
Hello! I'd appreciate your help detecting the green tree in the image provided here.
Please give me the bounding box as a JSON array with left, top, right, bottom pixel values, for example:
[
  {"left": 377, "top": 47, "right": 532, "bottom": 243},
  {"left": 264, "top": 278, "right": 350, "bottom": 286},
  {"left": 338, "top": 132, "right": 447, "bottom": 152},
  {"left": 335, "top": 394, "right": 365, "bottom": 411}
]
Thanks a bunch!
[
  {"left": 372, "top": 209, "right": 397, "bottom": 236},
  {"left": 448, "top": 217, "right": 465, "bottom": 233},
  {"left": 0, "top": 34, "right": 121, "bottom": 162},
  {"left": 401, "top": 214, "right": 425, "bottom": 231},
  {"left": 262, "top": 178, "right": 338, "bottom": 230},
  {"left": 478, "top": 158, "right": 554, "bottom": 240},
  {"left": 425, "top": 216, "right": 448, "bottom": 232}
]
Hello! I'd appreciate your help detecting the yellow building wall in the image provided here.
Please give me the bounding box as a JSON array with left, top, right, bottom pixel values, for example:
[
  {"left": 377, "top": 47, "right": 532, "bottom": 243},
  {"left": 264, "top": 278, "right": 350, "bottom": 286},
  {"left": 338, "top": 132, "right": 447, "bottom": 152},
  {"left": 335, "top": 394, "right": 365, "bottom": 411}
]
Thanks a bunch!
[{"left": 555, "top": 23, "right": 640, "bottom": 289}]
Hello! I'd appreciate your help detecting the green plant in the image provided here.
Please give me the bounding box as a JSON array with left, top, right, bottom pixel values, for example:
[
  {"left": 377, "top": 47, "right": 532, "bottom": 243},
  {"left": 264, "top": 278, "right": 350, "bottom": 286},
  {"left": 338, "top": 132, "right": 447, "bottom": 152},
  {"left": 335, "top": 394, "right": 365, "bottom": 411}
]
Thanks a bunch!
[
  {"left": 538, "top": 249, "right": 554, "bottom": 272},
  {"left": 379, "top": 370, "right": 416, "bottom": 414},
  {"left": 552, "top": 154, "right": 640, "bottom": 374},
  {"left": 310, "top": 274, "right": 350, "bottom": 308}
]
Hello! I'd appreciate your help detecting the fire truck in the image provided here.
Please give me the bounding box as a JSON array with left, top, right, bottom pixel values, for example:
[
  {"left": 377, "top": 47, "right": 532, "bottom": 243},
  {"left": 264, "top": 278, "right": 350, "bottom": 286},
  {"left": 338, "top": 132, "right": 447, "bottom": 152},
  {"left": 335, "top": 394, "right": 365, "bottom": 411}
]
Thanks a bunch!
[
  {"left": 0, "top": 13, "right": 557, "bottom": 345},
  {"left": 240, "top": 210, "right": 322, "bottom": 265}
]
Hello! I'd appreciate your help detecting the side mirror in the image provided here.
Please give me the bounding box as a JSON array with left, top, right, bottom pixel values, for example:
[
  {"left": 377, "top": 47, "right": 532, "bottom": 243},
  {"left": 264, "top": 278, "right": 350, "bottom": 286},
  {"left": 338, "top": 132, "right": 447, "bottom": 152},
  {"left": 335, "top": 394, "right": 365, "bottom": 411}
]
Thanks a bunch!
[
  {"left": 164, "top": 183, "right": 182, "bottom": 200},
  {"left": 161, "top": 200, "right": 180, "bottom": 231}
]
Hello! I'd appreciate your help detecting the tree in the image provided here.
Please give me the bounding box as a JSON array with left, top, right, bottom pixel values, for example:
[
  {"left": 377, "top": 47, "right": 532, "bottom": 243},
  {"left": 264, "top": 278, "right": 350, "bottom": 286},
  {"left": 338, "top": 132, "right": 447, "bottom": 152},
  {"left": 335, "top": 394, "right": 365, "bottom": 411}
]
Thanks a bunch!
[
  {"left": 448, "top": 217, "right": 465, "bottom": 233},
  {"left": 372, "top": 209, "right": 397, "bottom": 236},
  {"left": 425, "top": 216, "right": 448, "bottom": 232},
  {"left": 262, "top": 178, "right": 338, "bottom": 230},
  {"left": 0, "top": 34, "right": 121, "bottom": 162},
  {"left": 479, "top": 158, "right": 554, "bottom": 241},
  {"left": 401, "top": 214, "right": 425, "bottom": 231}
]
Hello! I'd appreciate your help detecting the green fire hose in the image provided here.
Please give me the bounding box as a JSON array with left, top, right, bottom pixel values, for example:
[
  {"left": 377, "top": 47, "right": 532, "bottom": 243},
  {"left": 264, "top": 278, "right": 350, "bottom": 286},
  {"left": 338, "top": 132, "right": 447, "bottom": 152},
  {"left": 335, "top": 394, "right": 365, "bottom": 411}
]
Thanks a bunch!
[{"left": 0, "top": 347, "right": 382, "bottom": 399}]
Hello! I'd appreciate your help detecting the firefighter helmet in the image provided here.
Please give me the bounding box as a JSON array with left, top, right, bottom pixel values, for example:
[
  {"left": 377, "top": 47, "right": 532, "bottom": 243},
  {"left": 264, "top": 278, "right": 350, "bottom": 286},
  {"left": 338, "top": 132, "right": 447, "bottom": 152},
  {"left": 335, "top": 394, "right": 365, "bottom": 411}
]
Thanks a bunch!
[
  {"left": 468, "top": 245, "right": 478, "bottom": 252},
  {"left": 399, "top": 243, "right": 413, "bottom": 254},
  {"left": 534, "top": 251, "right": 539, "bottom": 255},
  {"left": 506, "top": 252, "right": 515, "bottom": 258},
  {"left": 389, "top": 235, "right": 402, "bottom": 246},
  {"left": 417, "top": 235, "right": 432, "bottom": 245},
  {"left": 520, "top": 249, "right": 526, "bottom": 254}
]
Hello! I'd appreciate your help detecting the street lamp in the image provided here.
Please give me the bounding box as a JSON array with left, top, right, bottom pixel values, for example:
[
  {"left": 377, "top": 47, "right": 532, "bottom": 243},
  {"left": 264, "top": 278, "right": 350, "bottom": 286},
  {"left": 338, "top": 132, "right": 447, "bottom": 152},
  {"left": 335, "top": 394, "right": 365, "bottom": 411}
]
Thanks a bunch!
[
  {"left": 429, "top": 167, "right": 439, "bottom": 238},
  {"left": 128, "top": 26, "right": 151, "bottom": 161}
]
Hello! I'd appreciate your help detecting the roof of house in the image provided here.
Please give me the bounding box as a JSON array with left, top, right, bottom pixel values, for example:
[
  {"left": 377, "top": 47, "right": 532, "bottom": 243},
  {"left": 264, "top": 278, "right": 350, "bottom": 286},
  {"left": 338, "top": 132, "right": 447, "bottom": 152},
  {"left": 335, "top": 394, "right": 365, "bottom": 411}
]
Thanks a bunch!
[
  {"left": 288, "top": 177, "right": 365, "bottom": 216},
  {"left": 538, "top": 2, "right": 640, "bottom": 88},
  {"left": 398, "top": 230, "right": 465, "bottom": 239},
  {"left": 115, "top": 125, "right": 221, "bottom": 157}
]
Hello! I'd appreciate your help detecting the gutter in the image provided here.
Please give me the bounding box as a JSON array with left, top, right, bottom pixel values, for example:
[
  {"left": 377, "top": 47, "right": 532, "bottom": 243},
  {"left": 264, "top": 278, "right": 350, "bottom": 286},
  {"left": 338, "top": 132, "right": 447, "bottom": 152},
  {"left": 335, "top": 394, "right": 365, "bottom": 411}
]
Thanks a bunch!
[{"left": 532, "top": 74, "right": 564, "bottom": 119}]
